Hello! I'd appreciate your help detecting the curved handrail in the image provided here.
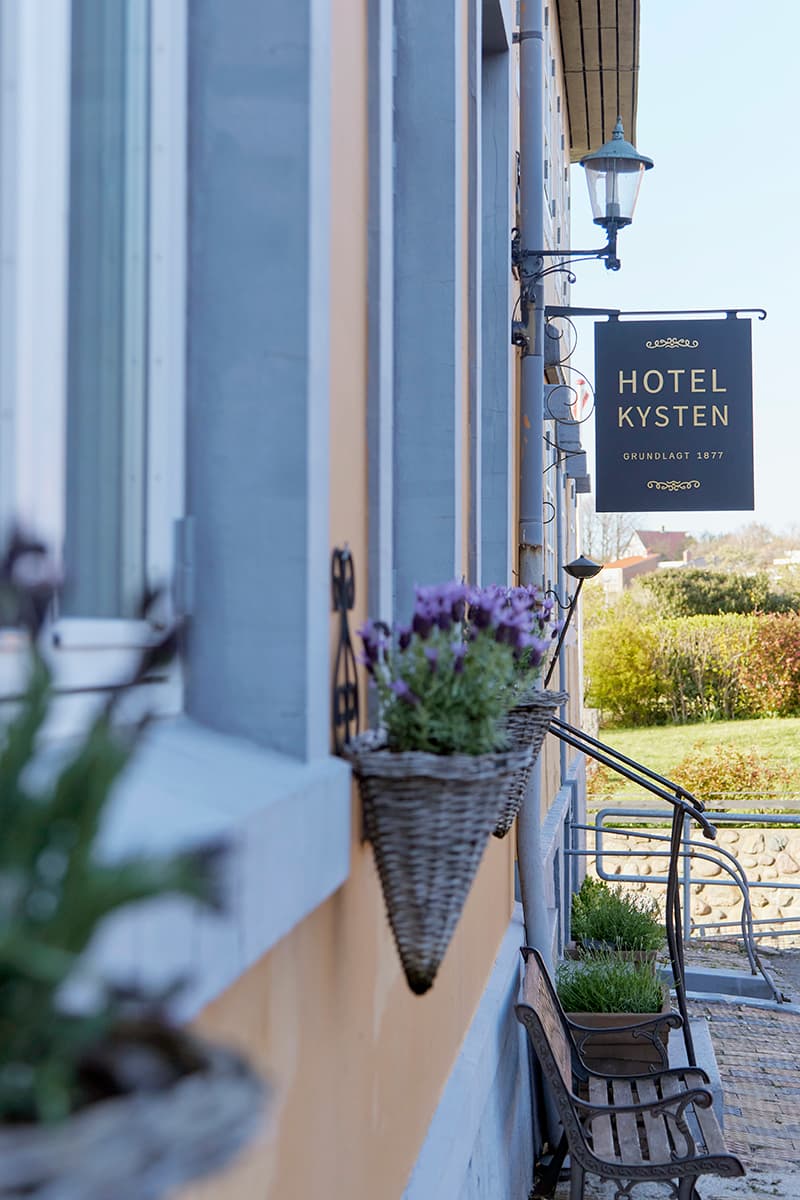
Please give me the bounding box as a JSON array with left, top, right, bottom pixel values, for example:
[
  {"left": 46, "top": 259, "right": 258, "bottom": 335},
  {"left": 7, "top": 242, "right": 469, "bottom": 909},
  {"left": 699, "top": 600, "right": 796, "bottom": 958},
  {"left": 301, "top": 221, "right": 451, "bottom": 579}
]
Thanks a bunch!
[
  {"left": 550, "top": 718, "right": 786, "bottom": 1056},
  {"left": 546, "top": 717, "right": 788, "bottom": 1066},
  {"left": 550, "top": 721, "right": 716, "bottom": 838},
  {"left": 551, "top": 717, "right": 704, "bottom": 811}
]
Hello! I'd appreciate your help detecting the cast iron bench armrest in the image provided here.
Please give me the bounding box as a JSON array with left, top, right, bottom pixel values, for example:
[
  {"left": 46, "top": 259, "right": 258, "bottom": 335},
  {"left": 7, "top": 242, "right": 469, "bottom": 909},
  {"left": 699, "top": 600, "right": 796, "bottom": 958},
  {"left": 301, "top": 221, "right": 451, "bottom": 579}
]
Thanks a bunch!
[
  {"left": 574, "top": 1083, "right": 714, "bottom": 1121},
  {"left": 568, "top": 1010, "right": 681, "bottom": 1074},
  {"left": 580, "top": 1061, "right": 712, "bottom": 1086}
]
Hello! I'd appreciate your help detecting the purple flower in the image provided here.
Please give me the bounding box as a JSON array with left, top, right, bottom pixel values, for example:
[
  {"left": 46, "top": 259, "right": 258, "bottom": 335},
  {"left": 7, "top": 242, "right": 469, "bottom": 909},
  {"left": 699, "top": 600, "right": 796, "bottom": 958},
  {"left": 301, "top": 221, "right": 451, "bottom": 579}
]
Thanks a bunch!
[
  {"left": 397, "top": 623, "right": 413, "bottom": 651},
  {"left": 495, "top": 609, "right": 532, "bottom": 649},
  {"left": 451, "top": 643, "right": 467, "bottom": 674},
  {"left": 356, "top": 651, "right": 375, "bottom": 676},
  {"left": 414, "top": 581, "right": 468, "bottom": 633},
  {"left": 468, "top": 585, "right": 505, "bottom": 630},
  {"left": 412, "top": 589, "right": 437, "bottom": 639},
  {"left": 449, "top": 588, "right": 467, "bottom": 624},
  {"left": 438, "top": 580, "right": 468, "bottom": 623},
  {"left": 516, "top": 634, "right": 550, "bottom": 668},
  {"left": 389, "top": 678, "right": 419, "bottom": 705},
  {"left": 424, "top": 646, "right": 439, "bottom": 673},
  {"left": 412, "top": 608, "right": 435, "bottom": 639},
  {"left": 357, "top": 619, "right": 386, "bottom": 666},
  {"left": 507, "top": 586, "right": 538, "bottom": 614}
]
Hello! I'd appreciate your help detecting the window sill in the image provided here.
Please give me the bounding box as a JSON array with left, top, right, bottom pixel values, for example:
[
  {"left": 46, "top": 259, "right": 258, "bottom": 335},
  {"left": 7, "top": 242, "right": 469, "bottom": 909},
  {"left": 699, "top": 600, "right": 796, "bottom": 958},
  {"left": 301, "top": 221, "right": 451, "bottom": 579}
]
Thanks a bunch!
[{"left": 85, "top": 717, "right": 352, "bottom": 1018}]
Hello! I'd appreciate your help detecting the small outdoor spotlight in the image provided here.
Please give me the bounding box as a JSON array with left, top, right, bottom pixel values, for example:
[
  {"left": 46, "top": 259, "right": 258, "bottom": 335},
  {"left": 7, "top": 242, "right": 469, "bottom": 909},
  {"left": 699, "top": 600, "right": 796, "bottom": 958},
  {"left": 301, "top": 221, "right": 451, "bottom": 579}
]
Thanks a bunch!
[{"left": 543, "top": 556, "right": 603, "bottom": 688}]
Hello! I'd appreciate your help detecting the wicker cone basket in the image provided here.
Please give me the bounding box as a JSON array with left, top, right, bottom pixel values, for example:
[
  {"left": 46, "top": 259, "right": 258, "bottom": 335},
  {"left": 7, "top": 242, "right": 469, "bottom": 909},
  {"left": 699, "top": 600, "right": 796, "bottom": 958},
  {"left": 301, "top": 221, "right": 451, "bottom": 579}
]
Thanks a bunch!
[
  {"left": 347, "top": 732, "right": 532, "bottom": 995},
  {"left": 492, "top": 689, "right": 568, "bottom": 839},
  {"left": 0, "top": 1036, "right": 267, "bottom": 1200}
]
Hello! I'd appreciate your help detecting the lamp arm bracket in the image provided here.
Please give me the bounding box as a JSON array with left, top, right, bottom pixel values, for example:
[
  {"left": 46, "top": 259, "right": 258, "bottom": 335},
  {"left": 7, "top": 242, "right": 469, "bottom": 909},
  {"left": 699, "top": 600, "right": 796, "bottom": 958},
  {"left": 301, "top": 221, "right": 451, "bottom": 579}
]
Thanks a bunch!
[
  {"left": 511, "top": 228, "right": 617, "bottom": 272},
  {"left": 520, "top": 246, "right": 613, "bottom": 260}
]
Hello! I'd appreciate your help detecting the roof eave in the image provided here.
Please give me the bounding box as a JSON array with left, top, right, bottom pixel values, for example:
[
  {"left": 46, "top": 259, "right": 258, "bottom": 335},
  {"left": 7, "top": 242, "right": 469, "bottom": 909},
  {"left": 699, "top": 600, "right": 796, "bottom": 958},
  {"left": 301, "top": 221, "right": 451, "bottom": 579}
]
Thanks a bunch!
[{"left": 555, "top": 0, "right": 641, "bottom": 163}]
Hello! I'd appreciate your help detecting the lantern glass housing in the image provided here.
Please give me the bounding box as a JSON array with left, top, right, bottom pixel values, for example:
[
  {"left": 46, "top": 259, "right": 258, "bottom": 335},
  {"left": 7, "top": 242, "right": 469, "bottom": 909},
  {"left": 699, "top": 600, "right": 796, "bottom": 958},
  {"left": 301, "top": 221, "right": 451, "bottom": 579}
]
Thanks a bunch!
[{"left": 580, "top": 118, "right": 653, "bottom": 229}]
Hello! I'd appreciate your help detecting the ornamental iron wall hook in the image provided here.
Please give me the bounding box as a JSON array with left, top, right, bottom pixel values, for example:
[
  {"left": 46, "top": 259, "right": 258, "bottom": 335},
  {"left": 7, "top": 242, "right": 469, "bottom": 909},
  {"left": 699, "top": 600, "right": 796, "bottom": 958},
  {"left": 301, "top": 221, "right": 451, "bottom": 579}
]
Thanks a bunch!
[{"left": 331, "top": 545, "right": 360, "bottom": 754}]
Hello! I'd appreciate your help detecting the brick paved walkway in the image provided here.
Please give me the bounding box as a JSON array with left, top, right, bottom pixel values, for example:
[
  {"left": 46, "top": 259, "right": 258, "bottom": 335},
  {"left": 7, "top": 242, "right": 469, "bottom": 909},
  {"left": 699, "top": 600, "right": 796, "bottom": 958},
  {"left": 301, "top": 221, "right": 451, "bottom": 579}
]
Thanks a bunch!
[{"left": 688, "top": 999, "right": 800, "bottom": 1168}]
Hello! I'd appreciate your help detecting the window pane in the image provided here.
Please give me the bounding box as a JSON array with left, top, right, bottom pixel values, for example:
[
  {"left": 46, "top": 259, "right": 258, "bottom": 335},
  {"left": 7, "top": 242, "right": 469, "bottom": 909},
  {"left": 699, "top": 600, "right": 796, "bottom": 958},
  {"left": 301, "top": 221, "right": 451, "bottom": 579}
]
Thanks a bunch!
[{"left": 63, "top": 0, "right": 150, "bottom": 618}]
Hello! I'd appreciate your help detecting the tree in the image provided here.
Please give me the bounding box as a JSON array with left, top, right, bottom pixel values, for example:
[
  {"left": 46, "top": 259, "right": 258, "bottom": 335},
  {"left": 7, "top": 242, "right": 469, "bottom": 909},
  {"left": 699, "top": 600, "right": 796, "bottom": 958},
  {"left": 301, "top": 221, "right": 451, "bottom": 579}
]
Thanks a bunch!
[
  {"left": 695, "top": 523, "right": 778, "bottom": 572},
  {"left": 579, "top": 496, "right": 642, "bottom": 563},
  {"left": 637, "top": 568, "right": 770, "bottom": 617}
]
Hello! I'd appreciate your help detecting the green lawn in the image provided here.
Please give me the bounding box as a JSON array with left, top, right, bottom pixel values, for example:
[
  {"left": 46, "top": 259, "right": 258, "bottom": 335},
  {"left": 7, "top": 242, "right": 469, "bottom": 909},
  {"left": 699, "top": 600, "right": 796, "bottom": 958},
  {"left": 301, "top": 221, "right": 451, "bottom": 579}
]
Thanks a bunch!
[{"left": 588, "top": 717, "right": 800, "bottom": 803}]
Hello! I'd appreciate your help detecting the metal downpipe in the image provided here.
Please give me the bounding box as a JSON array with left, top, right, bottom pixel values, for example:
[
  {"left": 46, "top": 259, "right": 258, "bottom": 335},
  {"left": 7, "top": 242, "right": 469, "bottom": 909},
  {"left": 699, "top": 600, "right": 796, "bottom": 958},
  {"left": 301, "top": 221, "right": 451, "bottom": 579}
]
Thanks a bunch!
[{"left": 515, "top": 0, "right": 550, "bottom": 965}]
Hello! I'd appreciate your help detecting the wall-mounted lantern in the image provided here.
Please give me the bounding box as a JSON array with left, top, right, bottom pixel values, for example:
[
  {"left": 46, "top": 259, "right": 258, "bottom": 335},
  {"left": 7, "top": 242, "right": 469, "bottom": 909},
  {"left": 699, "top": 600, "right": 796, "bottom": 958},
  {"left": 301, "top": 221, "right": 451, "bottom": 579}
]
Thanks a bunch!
[{"left": 580, "top": 118, "right": 654, "bottom": 269}]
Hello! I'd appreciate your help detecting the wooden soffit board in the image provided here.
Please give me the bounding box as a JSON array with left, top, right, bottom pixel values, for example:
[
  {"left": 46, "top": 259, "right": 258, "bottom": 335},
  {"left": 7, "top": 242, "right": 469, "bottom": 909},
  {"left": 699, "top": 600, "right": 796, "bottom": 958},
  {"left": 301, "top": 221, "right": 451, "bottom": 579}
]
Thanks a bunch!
[{"left": 554, "top": 0, "right": 640, "bottom": 161}]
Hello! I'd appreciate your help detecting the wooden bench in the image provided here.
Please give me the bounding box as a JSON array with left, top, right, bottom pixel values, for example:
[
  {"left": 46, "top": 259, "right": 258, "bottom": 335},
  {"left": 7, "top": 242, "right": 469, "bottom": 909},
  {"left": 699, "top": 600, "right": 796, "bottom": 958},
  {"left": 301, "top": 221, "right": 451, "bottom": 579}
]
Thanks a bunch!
[{"left": 516, "top": 946, "right": 745, "bottom": 1200}]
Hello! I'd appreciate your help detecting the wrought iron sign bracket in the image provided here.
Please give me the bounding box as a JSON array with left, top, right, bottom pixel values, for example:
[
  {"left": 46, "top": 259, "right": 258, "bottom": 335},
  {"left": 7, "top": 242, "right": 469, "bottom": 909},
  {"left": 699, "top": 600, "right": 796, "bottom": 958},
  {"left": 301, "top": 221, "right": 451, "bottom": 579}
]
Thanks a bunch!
[
  {"left": 544, "top": 305, "right": 766, "bottom": 322},
  {"left": 331, "top": 545, "right": 360, "bottom": 754},
  {"left": 545, "top": 305, "right": 621, "bottom": 320},
  {"left": 607, "top": 307, "right": 767, "bottom": 322}
]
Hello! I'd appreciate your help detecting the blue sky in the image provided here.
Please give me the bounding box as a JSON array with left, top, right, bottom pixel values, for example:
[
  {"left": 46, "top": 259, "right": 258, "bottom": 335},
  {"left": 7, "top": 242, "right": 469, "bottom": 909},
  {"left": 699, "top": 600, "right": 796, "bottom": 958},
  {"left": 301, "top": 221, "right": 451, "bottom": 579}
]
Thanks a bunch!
[{"left": 569, "top": 0, "right": 799, "bottom": 538}]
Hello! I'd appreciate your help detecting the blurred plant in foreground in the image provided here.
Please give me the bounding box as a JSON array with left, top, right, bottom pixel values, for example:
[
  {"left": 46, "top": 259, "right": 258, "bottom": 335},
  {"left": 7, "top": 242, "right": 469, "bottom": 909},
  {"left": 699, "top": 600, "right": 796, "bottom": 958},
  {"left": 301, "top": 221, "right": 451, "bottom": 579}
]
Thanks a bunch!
[{"left": 0, "top": 532, "right": 226, "bottom": 1123}]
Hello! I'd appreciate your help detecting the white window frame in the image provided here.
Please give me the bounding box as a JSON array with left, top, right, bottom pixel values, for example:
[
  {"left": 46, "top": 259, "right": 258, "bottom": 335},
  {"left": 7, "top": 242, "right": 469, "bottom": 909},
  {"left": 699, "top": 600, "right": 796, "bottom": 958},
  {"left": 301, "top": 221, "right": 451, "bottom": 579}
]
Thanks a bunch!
[{"left": 0, "top": 0, "right": 186, "bottom": 723}]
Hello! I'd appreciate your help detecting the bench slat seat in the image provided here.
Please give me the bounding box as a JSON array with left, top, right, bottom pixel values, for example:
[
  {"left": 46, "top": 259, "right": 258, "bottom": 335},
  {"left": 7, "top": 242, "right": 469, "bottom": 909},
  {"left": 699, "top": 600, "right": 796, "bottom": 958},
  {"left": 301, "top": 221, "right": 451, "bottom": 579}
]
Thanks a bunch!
[
  {"left": 585, "top": 1071, "right": 724, "bottom": 1169},
  {"left": 516, "top": 947, "right": 745, "bottom": 1199}
]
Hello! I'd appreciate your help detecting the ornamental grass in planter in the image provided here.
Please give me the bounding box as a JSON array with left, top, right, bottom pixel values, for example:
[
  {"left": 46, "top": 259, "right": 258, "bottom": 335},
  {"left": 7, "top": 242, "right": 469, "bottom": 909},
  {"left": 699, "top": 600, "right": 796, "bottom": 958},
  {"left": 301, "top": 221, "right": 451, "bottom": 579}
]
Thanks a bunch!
[
  {"left": 556, "top": 951, "right": 674, "bottom": 1076},
  {"left": 0, "top": 535, "right": 266, "bottom": 1200},
  {"left": 570, "top": 875, "right": 665, "bottom": 959},
  {"left": 348, "top": 582, "right": 539, "bottom": 994}
]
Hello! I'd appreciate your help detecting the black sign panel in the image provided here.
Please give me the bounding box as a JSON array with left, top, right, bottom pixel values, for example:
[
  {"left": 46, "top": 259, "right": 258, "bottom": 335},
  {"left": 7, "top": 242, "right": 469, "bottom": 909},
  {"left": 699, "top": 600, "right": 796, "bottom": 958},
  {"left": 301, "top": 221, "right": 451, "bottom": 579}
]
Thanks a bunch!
[{"left": 594, "top": 318, "right": 754, "bottom": 512}]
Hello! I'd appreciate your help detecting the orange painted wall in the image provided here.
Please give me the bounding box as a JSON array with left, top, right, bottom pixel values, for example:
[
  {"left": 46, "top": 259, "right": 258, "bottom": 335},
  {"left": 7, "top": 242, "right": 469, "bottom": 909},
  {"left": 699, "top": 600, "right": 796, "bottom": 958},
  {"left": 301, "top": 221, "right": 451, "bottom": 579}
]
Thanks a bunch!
[
  {"left": 176, "top": 838, "right": 514, "bottom": 1200},
  {"left": 173, "top": 2, "right": 516, "bottom": 1198}
]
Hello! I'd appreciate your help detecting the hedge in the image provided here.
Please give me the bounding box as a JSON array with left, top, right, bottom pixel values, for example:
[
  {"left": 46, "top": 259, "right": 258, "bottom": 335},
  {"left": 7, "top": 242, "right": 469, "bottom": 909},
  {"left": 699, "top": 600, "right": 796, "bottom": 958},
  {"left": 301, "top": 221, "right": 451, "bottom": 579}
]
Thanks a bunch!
[{"left": 585, "top": 611, "right": 800, "bottom": 726}]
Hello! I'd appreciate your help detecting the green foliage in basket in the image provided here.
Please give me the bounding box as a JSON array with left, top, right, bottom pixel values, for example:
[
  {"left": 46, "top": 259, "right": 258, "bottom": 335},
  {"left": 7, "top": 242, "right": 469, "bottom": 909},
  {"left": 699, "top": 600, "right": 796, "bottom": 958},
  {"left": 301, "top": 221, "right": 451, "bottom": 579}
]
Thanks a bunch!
[
  {"left": 0, "top": 535, "right": 226, "bottom": 1124},
  {"left": 358, "top": 582, "right": 557, "bottom": 755},
  {"left": 556, "top": 952, "right": 664, "bottom": 1014},
  {"left": 571, "top": 875, "right": 664, "bottom": 952}
]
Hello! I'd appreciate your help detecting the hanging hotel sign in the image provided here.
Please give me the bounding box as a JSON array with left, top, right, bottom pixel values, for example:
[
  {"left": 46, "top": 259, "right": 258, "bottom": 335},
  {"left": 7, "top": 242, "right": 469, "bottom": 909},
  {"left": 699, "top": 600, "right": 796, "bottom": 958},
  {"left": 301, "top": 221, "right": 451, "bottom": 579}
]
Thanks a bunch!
[{"left": 594, "top": 318, "right": 754, "bottom": 512}]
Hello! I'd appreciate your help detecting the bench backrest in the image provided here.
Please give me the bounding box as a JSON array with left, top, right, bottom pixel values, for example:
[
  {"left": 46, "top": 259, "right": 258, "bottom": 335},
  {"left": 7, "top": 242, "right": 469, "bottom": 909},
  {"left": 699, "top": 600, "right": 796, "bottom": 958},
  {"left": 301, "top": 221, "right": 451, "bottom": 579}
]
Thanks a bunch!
[
  {"left": 515, "top": 946, "right": 597, "bottom": 1165},
  {"left": 516, "top": 946, "right": 573, "bottom": 1090}
]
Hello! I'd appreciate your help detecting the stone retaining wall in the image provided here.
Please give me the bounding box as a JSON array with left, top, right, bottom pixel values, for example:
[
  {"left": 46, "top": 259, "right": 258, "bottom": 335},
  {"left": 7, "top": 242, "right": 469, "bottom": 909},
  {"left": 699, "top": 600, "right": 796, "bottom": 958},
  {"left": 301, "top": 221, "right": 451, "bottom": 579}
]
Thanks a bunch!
[{"left": 589, "top": 826, "right": 800, "bottom": 948}]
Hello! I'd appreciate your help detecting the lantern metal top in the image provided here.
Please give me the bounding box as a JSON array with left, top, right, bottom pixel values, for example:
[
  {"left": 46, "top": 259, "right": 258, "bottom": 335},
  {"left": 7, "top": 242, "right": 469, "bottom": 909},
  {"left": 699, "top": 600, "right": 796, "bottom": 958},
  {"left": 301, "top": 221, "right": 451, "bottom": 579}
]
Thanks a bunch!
[
  {"left": 579, "top": 118, "right": 654, "bottom": 172},
  {"left": 563, "top": 555, "right": 604, "bottom": 580}
]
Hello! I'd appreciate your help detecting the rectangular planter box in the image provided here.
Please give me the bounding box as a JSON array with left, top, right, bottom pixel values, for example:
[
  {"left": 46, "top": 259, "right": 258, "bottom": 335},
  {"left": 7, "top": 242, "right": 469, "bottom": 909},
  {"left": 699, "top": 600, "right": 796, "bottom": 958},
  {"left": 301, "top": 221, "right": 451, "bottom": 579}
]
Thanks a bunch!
[
  {"left": 566, "top": 986, "right": 672, "bottom": 1076},
  {"left": 565, "top": 941, "right": 660, "bottom": 966}
]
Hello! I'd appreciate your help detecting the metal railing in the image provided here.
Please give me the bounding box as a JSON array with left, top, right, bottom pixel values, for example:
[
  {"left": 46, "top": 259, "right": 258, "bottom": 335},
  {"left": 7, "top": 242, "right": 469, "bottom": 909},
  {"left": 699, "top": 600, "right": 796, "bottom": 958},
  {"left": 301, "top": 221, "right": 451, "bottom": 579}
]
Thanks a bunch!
[
  {"left": 548, "top": 718, "right": 786, "bottom": 1064},
  {"left": 590, "top": 806, "right": 800, "bottom": 949},
  {"left": 551, "top": 718, "right": 713, "bottom": 1066}
]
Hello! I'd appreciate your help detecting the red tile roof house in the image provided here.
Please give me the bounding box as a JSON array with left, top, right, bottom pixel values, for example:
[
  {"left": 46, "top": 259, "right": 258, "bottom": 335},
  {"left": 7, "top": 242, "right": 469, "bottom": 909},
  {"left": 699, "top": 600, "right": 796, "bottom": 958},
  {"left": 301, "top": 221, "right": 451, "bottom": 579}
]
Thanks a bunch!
[
  {"left": 602, "top": 531, "right": 693, "bottom": 594},
  {"left": 624, "top": 530, "right": 690, "bottom": 560},
  {"left": 601, "top": 553, "right": 663, "bottom": 596}
]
